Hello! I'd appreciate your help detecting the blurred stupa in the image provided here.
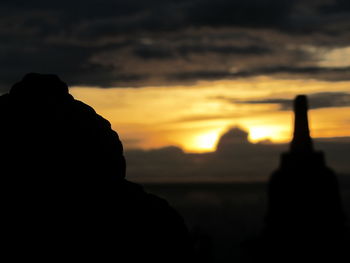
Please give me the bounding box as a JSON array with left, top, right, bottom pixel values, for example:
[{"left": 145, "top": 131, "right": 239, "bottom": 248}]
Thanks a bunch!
[{"left": 264, "top": 95, "right": 346, "bottom": 261}]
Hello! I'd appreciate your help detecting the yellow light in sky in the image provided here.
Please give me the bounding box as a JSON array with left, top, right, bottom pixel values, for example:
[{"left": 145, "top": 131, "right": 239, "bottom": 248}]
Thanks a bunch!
[
  {"left": 188, "top": 130, "right": 221, "bottom": 152},
  {"left": 71, "top": 77, "right": 350, "bottom": 152},
  {"left": 248, "top": 125, "right": 289, "bottom": 143},
  {"left": 249, "top": 126, "right": 272, "bottom": 142}
]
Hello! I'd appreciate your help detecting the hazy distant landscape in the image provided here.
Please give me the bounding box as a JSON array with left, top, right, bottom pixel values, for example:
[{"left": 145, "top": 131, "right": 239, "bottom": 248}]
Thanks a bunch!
[
  {"left": 126, "top": 126, "right": 350, "bottom": 262},
  {"left": 143, "top": 177, "right": 350, "bottom": 262}
]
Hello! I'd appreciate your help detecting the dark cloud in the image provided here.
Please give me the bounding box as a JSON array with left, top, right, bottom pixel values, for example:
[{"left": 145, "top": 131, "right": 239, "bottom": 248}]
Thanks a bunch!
[
  {"left": 168, "top": 66, "right": 350, "bottom": 83},
  {"left": 258, "top": 66, "right": 350, "bottom": 80},
  {"left": 168, "top": 70, "right": 233, "bottom": 81},
  {"left": 0, "top": 0, "right": 294, "bottom": 33},
  {"left": 133, "top": 44, "right": 271, "bottom": 60},
  {"left": 229, "top": 92, "right": 350, "bottom": 110},
  {"left": 133, "top": 45, "right": 175, "bottom": 59},
  {"left": 308, "top": 92, "right": 350, "bottom": 109},
  {"left": 253, "top": 65, "right": 350, "bottom": 75},
  {"left": 320, "top": 0, "right": 350, "bottom": 14},
  {"left": 0, "top": 43, "right": 147, "bottom": 91},
  {"left": 171, "top": 113, "right": 245, "bottom": 123},
  {"left": 188, "top": 0, "right": 293, "bottom": 29},
  {"left": 235, "top": 98, "right": 293, "bottom": 110},
  {"left": 216, "top": 127, "right": 251, "bottom": 154},
  {"left": 1, "top": 0, "right": 350, "bottom": 90},
  {"left": 125, "top": 127, "right": 350, "bottom": 182},
  {"left": 177, "top": 44, "right": 272, "bottom": 56}
]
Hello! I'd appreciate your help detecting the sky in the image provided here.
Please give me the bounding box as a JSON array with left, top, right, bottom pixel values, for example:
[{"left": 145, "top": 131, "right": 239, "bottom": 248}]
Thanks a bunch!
[
  {"left": 124, "top": 127, "right": 350, "bottom": 182},
  {"left": 1, "top": 1, "right": 350, "bottom": 163},
  {"left": 70, "top": 79, "right": 350, "bottom": 152}
]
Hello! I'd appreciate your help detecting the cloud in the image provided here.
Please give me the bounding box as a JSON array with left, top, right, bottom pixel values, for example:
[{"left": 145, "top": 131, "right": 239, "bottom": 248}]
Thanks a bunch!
[
  {"left": 168, "top": 70, "right": 233, "bottom": 82},
  {"left": 125, "top": 127, "right": 350, "bottom": 182},
  {"left": 178, "top": 45, "right": 271, "bottom": 56},
  {"left": 307, "top": 92, "right": 350, "bottom": 109},
  {"left": 216, "top": 127, "right": 250, "bottom": 152},
  {"left": 133, "top": 44, "right": 175, "bottom": 60},
  {"left": 233, "top": 98, "right": 292, "bottom": 110},
  {"left": 1, "top": 1, "right": 350, "bottom": 91},
  {"left": 188, "top": 0, "right": 293, "bottom": 29},
  {"left": 171, "top": 113, "right": 244, "bottom": 123},
  {"left": 320, "top": 0, "right": 350, "bottom": 14},
  {"left": 166, "top": 66, "right": 350, "bottom": 85},
  {"left": 133, "top": 44, "right": 272, "bottom": 60},
  {"left": 229, "top": 92, "right": 350, "bottom": 110}
]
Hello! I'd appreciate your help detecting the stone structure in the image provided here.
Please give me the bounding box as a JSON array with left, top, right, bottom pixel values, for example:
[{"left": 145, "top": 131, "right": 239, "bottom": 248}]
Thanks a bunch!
[{"left": 265, "top": 95, "right": 346, "bottom": 261}]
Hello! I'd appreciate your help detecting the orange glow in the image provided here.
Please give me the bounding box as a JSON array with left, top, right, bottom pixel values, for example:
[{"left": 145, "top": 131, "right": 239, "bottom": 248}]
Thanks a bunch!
[
  {"left": 70, "top": 77, "right": 350, "bottom": 152},
  {"left": 249, "top": 126, "right": 281, "bottom": 142},
  {"left": 248, "top": 125, "right": 291, "bottom": 143},
  {"left": 185, "top": 130, "right": 222, "bottom": 152}
]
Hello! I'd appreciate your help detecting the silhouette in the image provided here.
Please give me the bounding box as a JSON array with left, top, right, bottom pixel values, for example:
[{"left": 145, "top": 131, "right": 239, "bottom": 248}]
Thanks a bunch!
[
  {"left": 0, "top": 73, "right": 192, "bottom": 262},
  {"left": 264, "top": 95, "right": 347, "bottom": 261}
]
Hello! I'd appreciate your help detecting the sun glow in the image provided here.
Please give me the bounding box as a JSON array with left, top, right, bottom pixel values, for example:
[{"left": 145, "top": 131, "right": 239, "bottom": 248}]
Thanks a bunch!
[
  {"left": 249, "top": 126, "right": 271, "bottom": 142},
  {"left": 248, "top": 125, "right": 288, "bottom": 143},
  {"left": 70, "top": 77, "right": 350, "bottom": 152},
  {"left": 188, "top": 130, "right": 221, "bottom": 152}
]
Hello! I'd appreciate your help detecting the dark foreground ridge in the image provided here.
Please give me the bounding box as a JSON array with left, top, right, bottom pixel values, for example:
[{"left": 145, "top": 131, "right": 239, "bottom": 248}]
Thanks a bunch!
[
  {"left": 263, "top": 95, "right": 347, "bottom": 262},
  {"left": 0, "top": 73, "right": 192, "bottom": 262}
]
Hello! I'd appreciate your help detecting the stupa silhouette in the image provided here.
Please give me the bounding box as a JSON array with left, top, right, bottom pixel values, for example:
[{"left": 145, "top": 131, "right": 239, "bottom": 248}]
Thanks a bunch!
[{"left": 264, "top": 95, "right": 346, "bottom": 261}]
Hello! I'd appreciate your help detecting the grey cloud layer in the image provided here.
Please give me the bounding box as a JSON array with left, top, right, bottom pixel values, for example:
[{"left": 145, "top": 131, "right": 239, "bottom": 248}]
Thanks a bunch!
[
  {"left": 229, "top": 92, "right": 350, "bottom": 110},
  {"left": 1, "top": 0, "right": 350, "bottom": 91}
]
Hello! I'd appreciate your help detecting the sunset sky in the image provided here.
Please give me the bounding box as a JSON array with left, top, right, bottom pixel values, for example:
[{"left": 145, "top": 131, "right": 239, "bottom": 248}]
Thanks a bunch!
[
  {"left": 3, "top": 7, "right": 350, "bottom": 263},
  {"left": 70, "top": 78, "right": 350, "bottom": 152},
  {"left": 1, "top": 0, "right": 350, "bottom": 153}
]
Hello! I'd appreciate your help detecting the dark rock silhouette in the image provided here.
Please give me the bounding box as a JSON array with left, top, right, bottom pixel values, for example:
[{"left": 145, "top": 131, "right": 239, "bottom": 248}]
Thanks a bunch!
[
  {"left": 264, "top": 95, "right": 347, "bottom": 262},
  {"left": 0, "top": 73, "right": 192, "bottom": 262}
]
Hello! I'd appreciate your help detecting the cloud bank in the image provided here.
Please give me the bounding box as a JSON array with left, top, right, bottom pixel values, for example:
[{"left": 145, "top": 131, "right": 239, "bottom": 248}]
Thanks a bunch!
[
  {"left": 1, "top": 0, "right": 350, "bottom": 91},
  {"left": 125, "top": 127, "right": 350, "bottom": 182},
  {"left": 225, "top": 92, "right": 350, "bottom": 110}
]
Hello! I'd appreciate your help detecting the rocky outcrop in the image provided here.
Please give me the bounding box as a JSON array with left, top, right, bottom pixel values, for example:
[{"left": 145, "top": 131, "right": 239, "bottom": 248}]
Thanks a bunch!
[{"left": 0, "top": 73, "right": 192, "bottom": 262}]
